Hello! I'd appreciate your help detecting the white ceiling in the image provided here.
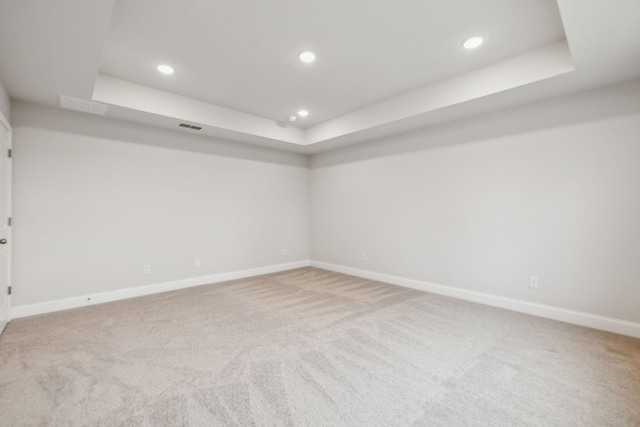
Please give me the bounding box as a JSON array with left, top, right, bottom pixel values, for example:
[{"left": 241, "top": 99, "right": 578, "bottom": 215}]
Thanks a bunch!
[
  {"left": 100, "top": 0, "right": 565, "bottom": 128},
  {"left": 0, "top": 0, "right": 639, "bottom": 153}
]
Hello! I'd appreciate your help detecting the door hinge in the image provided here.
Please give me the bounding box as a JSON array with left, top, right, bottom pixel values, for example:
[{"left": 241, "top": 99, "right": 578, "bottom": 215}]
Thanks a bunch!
[
  {"left": 7, "top": 286, "right": 11, "bottom": 296},
  {"left": 7, "top": 217, "right": 11, "bottom": 227},
  {"left": 7, "top": 149, "right": 11, "bottom": 158}
]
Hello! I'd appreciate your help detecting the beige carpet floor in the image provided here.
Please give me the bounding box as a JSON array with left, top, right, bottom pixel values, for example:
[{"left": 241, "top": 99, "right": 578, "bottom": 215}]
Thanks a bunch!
[{"left": 0, "top": 267, "right": 639, "bottom": 426}]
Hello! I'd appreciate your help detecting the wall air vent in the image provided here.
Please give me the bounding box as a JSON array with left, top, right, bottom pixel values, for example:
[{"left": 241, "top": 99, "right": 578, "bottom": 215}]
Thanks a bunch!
[
  {"left": 178, "top": 123, "right": 203, "bottom": 130},
  {"left": 58, "top": 95, "right": 108, "bottom": 116}
]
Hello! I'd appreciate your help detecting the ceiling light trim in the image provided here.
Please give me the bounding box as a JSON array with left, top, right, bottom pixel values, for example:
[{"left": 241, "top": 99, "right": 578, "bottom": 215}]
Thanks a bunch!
[
  {"left": 298, "top": 51, "right": 316, "bottom": 63},
  {"left": 156, "top": 64, "right": 175, "bottom": 74},
  {"left": 462, "top": 36, "right": 484, "bottom": 49}
]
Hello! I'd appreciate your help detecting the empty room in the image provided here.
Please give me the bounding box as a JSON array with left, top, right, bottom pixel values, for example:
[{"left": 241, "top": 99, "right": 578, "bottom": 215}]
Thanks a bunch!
[{"left": 1, "top": 0, "right": 639, "bottom": 425}]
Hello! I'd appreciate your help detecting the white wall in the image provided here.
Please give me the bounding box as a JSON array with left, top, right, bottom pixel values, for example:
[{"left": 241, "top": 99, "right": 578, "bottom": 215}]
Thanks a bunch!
[
  {"left": 11, "top": 102, "right": 309, "bottom": 307},
  {"left": 9, "top": 80, "right": 640, "bottom": 329},
  {"left": 0, "top": 77, "right": 9, "bottom": 122},
  {"left": 310, "top": 80, "right": 640, "bottom": 324}
]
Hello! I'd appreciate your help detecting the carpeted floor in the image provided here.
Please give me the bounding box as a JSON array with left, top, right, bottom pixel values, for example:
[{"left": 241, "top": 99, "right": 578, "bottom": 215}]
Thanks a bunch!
[{"left": 0, "top": 267, "right": 639, "bottom": 426}]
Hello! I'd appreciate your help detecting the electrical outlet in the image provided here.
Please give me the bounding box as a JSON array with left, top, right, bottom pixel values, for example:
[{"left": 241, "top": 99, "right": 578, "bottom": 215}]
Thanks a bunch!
[
  {"left": 195, "top": 258, "right": 201, "bottom": 267},
  {"left": 143, "top": 264, "right": 150, "bottom": 274},
  {"left": 529, "top": 276, "right": 539, "bottom": 289},
  {"left": 282, "top": 248, "right": 288, "bottom": 256},
  {"left": 361, "top": 253, "right": 368, "bottom": 262}
]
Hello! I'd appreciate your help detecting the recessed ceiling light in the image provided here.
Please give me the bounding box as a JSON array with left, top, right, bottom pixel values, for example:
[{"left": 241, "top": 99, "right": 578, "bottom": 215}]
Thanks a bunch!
[
  {"left": 299, "top": 51, "right": 316, "bottom": 63},
  {"left": 462, "top": 36, "right": 484, "bottom": 49},
  {"left": 156, "top": 64, "right": 175, "bottom": 74},
  {"left": 288, "top": 115, "right": 297, "bottom": 122},
  {"left": 298, "top": 110, "right": 309, "bottom": 117}
]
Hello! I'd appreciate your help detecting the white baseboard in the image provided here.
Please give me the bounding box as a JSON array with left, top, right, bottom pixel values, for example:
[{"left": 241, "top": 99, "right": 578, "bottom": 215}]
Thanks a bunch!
[
  {"left": 310, "top": 260, "right": 640, "bottom": 339},
  {"left": 10, "top": 260, "right": 310, "bottom": 319},
  {"left": 11, "top": 259, "right": 640, "bottom": 339}
]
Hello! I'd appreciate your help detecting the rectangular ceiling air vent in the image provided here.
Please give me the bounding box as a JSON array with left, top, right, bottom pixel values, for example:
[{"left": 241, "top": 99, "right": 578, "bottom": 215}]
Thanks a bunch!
[
  {"left": 178, "top": 123, "right": 203, "bottom": 130},
  {"left": 59, "top": 95, "right": 109, "bottom": 116}
]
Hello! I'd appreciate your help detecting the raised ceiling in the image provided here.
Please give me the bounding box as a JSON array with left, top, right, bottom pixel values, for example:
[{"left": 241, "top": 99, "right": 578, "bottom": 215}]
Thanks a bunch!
[
  {"left": 100, "top": 0, "right": 566, "bottom": 128},
  {"left": 0, "top": 0, "right": 639, "bottom": 153}
]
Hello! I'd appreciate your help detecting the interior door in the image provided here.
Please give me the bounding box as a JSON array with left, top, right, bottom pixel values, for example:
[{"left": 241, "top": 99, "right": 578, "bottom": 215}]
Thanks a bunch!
[{"left": 0, "top": 116, "right": 11, "bottom": 335}]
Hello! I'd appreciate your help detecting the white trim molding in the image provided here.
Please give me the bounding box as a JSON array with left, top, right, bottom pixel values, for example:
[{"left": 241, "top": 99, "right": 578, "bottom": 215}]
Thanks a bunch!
[
  {"left": 310, "top": 260, "right": 640, "bottom": 339},
  {"left": 10, "top": 260, "right": 310, "bottom": 319}
]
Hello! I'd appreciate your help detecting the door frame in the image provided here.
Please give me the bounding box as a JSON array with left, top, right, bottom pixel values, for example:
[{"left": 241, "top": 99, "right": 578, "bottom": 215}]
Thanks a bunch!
[{"left": 0, "top": 110, "right": 12, "bottom": 335}]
